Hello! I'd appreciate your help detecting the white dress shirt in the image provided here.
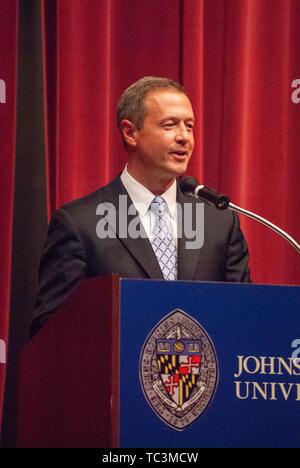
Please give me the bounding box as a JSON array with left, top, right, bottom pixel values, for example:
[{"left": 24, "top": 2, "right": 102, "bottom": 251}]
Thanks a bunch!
[{"left": 120, "top": 166, "right": 178, "bottom": 246}]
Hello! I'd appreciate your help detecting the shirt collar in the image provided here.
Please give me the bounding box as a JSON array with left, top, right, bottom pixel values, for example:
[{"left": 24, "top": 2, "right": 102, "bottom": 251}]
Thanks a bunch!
[{"left": 120, "top": 165, "right": 177, "bottom": 218}]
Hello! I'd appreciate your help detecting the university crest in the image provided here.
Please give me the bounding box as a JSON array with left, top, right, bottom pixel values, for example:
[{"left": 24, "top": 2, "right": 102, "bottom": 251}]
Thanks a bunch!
[{"left": 140, "top": 309, "right": 218, "bottom": 430}]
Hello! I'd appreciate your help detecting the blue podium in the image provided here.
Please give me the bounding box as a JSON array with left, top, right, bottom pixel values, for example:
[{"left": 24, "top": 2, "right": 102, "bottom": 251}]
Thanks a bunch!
[
  {"left": 18, "top": 276, "right": 300, "bottom": 448},
  {"left": 120, "top": 279, "right": 300, "bottom": 448}
]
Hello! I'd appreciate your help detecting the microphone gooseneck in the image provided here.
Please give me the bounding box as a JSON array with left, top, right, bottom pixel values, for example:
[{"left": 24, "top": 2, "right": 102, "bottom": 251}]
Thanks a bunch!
[{"left": 179, "top": 176, "right": 300, "bottom": 254}]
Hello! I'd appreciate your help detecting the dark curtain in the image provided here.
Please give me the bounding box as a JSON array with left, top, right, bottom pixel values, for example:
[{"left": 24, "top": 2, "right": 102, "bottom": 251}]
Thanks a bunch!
[
  {"left": 1, "top": 0, "right": 300, "bottom": 445},
  {"left": 1, "top": 0, "right": 47, "bottom": 447},
  {"left": 0, "top": 0, "right": 18, "bottom": 438}
]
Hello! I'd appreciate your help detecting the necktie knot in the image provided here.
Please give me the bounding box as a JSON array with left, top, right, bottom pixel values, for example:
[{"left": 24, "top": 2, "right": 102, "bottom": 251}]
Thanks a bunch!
[{"left": 151, "top": 196, "right": 166, "bottom": 217}]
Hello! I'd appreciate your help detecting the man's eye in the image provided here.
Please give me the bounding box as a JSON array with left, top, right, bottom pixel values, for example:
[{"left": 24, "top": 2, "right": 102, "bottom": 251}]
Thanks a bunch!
[{"left": 163, "top": 122, "right": 174, "bottom": 128}]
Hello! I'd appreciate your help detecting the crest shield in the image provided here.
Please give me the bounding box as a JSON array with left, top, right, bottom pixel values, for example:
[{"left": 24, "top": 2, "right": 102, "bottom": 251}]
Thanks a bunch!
[{"left": 140, "top": 309, "right": 218, "bottom": 430}]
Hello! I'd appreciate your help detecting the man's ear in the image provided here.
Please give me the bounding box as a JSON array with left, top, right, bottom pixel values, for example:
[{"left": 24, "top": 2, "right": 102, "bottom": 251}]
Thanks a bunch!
[{"left": 120, "top": 119, "right": 139, "bottom": 149}]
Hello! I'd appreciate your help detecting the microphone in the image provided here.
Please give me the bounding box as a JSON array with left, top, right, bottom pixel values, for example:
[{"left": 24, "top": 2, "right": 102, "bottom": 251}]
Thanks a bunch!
[
  {"left": 180, "top": 176, "right": 230, "bottom": 210},
  {"left": 180, "top": 176, "right": 300, "bottom": 254}
]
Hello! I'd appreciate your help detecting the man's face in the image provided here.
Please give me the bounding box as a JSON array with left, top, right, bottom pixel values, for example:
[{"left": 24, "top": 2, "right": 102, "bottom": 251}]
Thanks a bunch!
[{"left": 129, "top": 89, "right": 195, "bottom": 184}]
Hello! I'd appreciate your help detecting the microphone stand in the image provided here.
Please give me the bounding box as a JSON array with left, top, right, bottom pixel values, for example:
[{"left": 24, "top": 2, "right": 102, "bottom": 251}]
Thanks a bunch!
[
  {"left": 180, "top": 177, "right": 300, "bottom": 254},
  {"left": 228, "top": 202, "right": 300, "bottom": 254}
]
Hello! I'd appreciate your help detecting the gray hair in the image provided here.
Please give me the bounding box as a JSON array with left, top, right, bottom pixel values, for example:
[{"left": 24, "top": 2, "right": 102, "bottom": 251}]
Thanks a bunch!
[{"left": 117, "top": 76, "right": 187, "bottom": 130}]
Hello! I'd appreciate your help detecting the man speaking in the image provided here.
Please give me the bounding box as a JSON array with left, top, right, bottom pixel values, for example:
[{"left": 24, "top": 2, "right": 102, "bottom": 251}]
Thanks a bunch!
[{"left": 31, "top": 76, "right": 250, "bottom": 336}]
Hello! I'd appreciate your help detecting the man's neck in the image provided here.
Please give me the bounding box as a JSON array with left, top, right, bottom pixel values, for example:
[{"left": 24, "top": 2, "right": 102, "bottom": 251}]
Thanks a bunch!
[{"left": 126, "top": 164, "right": 175, "bottom": 195}]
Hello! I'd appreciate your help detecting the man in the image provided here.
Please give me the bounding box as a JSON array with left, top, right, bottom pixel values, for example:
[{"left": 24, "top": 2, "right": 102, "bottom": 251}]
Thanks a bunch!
[{"left": 31, "top": 76, "right": 250, "bottom": 336}]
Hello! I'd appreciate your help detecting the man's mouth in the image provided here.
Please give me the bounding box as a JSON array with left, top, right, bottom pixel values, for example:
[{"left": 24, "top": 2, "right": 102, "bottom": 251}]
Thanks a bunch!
[
  {"left": 170, "top": 149, "right": 188, "bottom": 156},
  {"left": 169, "top": 150, "right": 189, "bottom": 158}
]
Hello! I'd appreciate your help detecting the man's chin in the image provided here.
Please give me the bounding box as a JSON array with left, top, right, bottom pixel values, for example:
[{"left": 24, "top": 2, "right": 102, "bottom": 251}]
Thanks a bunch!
[{"left": 166, "top": 160, "right": 190, "bottom": 177}]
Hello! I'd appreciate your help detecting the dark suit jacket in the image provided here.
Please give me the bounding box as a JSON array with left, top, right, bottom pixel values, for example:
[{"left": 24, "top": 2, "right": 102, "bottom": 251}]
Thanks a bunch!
[{"left": 31, "top": 176, "right": 250, "bottom": 335}]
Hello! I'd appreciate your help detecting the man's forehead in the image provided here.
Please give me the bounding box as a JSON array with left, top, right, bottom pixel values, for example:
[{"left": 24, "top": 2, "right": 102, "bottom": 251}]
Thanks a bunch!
[{"left": 144, "top": 89, "right": 194, "bottom": 116}]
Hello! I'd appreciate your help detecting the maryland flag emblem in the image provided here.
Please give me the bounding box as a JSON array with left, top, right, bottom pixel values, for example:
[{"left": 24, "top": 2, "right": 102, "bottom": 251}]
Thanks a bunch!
[
  {"left": 157, "top": 340, "right": 202, "bottom": 407},
  {"left": 140, "top": 310, "right": 218, "bottom": 430}
]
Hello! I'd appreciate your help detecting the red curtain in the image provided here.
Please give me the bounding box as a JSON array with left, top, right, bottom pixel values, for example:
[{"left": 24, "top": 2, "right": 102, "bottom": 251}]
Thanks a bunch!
[
  {"left": 202, "top": 0, "right": 300, "bottom": 285},
  {"left": 42, "top": 0, "right": 185, "bottom": 213},
  {"left": 1, "top": 0, "right": 300, "bottom": 439},
  {"left": 41, "top": 0, "right": 300, "bottom": 285},
  {"left": 0, "top": 0, "right": 18, "bottom": 432}
]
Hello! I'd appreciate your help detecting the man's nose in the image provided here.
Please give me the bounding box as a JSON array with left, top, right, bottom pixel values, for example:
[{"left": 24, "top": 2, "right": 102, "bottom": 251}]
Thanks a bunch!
[{"left": 175, "top": 124, "right": 190, "bottom": 144}]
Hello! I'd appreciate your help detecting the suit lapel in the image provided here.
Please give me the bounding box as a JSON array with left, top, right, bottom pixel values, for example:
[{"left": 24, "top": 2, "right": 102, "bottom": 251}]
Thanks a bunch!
[
  {"left": 177, "top": 185, "right": 202, "bottom": 280},
  {"left": 107, "top": 177, "right": 164, "bottom": 279},
  {"left": 105, "top": 176, "right": 203, "bottom": 280}
]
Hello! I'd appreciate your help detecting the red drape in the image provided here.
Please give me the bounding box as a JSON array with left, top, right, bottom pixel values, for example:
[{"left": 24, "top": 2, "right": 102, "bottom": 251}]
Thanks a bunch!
[
  {"left": 0, "top": 0, "right": 18, "bottom": 431},
  {"left": 202, "top": 0, "right": 300, "bottom": 285},
  {"left": 41, "top": 0, "right": 299, "bottom": 285},
  {"left": 42, "top": 0, "right": 184, "bottom": 213},
  {"left": 1, "top": 0, "right": 299, "bottom": 442}
]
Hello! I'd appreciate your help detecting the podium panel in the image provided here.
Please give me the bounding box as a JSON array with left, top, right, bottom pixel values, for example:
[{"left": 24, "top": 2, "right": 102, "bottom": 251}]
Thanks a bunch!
[
  {"left": 119, "top": 280, "right": 300, "bottom": 448},
  {"left": 18, "top": 277, "right": 300, "bottom": 448}
]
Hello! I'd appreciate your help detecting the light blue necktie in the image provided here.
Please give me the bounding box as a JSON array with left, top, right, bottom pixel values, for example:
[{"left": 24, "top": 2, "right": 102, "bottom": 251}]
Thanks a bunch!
[{"left": 150, "top": 196, "right": 177, "bottom": 280}]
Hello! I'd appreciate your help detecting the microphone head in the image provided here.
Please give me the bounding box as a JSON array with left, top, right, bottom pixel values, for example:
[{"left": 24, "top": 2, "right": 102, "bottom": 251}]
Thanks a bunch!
[
  {"left": 179, "top": 176, "right": 199, "bottom": 195},
  {"left": 180, "top": 176, "right": 230, "bottom": 210}
]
